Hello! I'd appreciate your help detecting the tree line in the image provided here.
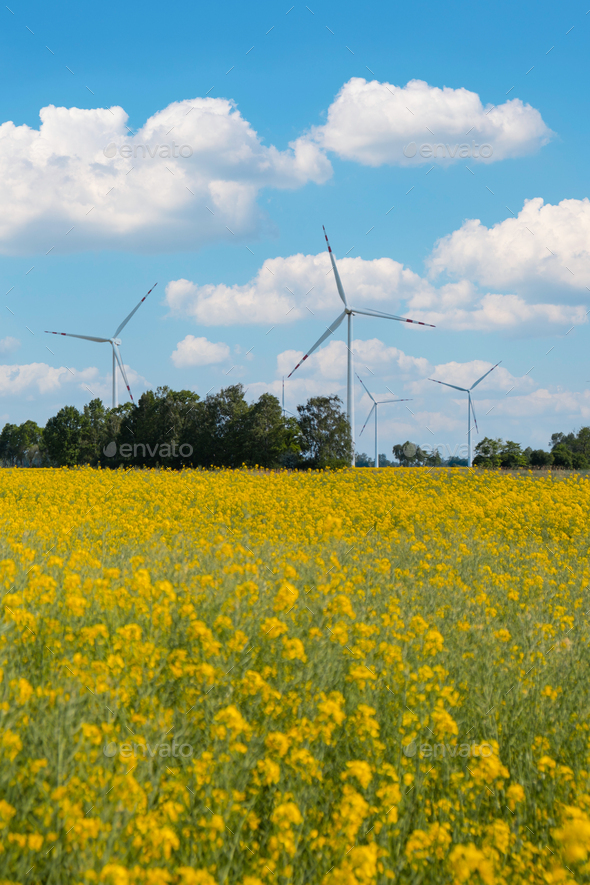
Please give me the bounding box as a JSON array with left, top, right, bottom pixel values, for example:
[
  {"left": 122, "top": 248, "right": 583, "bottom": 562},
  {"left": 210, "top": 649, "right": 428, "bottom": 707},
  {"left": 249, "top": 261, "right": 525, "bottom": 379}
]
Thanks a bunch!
[
  {"left": 385, "top": 430, "right": 590, "bottom": 469},
  {"left": 0, "top": 386, "right": 353, "bottom": 470},
  {"left": 2, "top": 385, "right": 587, "bottom": 470}
]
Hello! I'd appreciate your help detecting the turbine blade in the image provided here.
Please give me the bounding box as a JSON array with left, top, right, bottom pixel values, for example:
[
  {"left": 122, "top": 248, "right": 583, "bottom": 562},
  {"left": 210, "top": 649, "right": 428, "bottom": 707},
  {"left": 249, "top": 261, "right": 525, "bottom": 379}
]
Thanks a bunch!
[
  {"left": 470, "top": 395, "right": 479, "bottom": 433},
  {"left": 113, "top": 346, "right": 134, "bottom": 404},
  {"left": 355, "top": 372, "right": 375, "bottom": 402},
  {"left": 429, "top": 378, "right": 468, "bottom": 393},
  {"left": 351, "top": 307, "right": 435, "bottom": 327},
  {"left": 359, "top": 404, "right": 375, "bottom": 437},
  {"left": 113, "top": 282, "right": 157, "bottom": 338},
  {"left": 44, "top": 331, "right": 110, "bottom": 343},
  {"left": 323, "top": 226, "right": 348, "bottom": 307},
  {"left": 470, "top": 360, "right": 502, "bottom": 390},
  {"left": 287, "top": 311, "right": 346, "bottom": 378},
  {"left": 375, "top": 398, "right": 412, "bottom": 404}
]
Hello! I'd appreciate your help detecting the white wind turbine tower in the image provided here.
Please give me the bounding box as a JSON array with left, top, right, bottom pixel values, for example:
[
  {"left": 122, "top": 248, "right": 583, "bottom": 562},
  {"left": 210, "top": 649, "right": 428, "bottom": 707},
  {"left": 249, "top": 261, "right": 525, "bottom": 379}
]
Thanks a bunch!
[
  {"left": 45, "top": 283, "right": 157, "bottom": 408},
  {"left": 288, "top": 227, "right": 435, "bottom": 465},
  {"left": 357, "top": 373, "right": 411, "bottom": 469},
  {"left": 429, "top": 361, "right": 501, "bottom": 467}
]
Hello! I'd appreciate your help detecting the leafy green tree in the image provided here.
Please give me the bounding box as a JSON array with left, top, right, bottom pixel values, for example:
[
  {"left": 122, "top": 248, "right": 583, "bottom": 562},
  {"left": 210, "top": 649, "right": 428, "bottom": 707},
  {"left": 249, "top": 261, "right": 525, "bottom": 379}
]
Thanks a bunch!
[
  {"left": 100, "top": 403, "right": 135, "bottom": 466},
  {"left": 499, "top": 440, "right": 528, "bottom": 469},
  {"left": 392, "top": 441, "right": 427, "bottom": 466},
  {"left": 297, "top": 395, "right": 352, "bottom": 468},
  {"left": 242, "top": 393, "right": 300, "bottom": 468},
  {"left": 424, "top": 449, "right": 443, "bottom": 467},
  {"left": 0, "top": 421, "right": 43, "bottom": 466},
  {"left": 446, "top": 457, "right": 468, "bottom": 467},
  {"left": 550, "top": 427, "right": 590, "bottom": 465},
  {"left": 356, "top": 452, "right": 395, "bottom": 467},
  {"left": 473, "top": 437, "right": 503, "bottom": 468},
  {"left": 529, "top": 449, "right": 553, "bottom": 468},
  {"left": 191, "top": 385, "right": 250, "bottom": 467},
  {"left": 0, "top": 424, "right": 16, "bottom": 465},
  {"left": 575, "top": 427, "right": 590, "bottom": 458},
  {"left": 79, "top": 399, "right": 108, "bottom": 465},
  {"left": 117, "top": 387, "right": 200, "bottom": 468},
  {"left": 43, "top": 406, "right": 83, "bottom": 466},
  {"left": 551, "top": 443, "right": 573, "bottom": 468}
]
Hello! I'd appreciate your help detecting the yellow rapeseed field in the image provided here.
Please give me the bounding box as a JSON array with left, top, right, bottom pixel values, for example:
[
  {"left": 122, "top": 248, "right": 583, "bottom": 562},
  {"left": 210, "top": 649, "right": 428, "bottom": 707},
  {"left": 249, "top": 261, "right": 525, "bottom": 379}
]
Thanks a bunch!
[{"left": 1, "top": 467, "right": 590, "bottom": 885}]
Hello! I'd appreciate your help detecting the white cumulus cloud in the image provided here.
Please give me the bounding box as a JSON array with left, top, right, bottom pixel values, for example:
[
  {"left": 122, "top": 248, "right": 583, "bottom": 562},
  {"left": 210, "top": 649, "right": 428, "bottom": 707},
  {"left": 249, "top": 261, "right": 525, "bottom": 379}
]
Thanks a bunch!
[
  {"left": 0, "top": 336, "right": 20, "bottom": 355},
  {"left": 428, "top": 198, "right": 590, "bottom": 294},
  {"left": 171, "top": 335, "right": 231, "bottom": 368},
  {"left": 406, "top": 289, "right": 588, "bottom": 333},
  {"left": 0, "top": 361, "right": 149, "bottom": 403},
  {"left": 0, "top": 363, "right": 97, "bottom": 396},
  {"left": 167, "top": 247, "right": 586, "bottom": 336},
  {"left": 309, "top": 78, "right": 552, "bottom": 166},
  {"left": 165, "top": 252, "right": 429, "bottom": 325},
  {"left": 0, "top": 97, "right": 332, "bottom": 254}
]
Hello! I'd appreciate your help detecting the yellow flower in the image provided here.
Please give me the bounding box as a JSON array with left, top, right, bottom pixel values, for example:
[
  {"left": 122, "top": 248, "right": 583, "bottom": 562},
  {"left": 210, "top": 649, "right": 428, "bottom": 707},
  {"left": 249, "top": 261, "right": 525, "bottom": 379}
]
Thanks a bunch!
[
  {"left": 16, "top": 677, "right": 33, "bottom": 706},
  {"left": 265, "top": 732, "right": 290, "bottom": 758},
  {"left": 273, "top": 582, "right": 298, "bottom": 612},
  {"left": 506, "top": 783, "right": 525, "bottom": 811},
  {"left": 448, "top": 844, "right": 494, "bottom": 884},
  {"left": 281, "top": 636, "right": 307, "bottom": 662},
  {"left": 342, "top": 760, "right": 373, "bottom": 790},
  {"left": 214, "top": 705, "right": 249, "bottom": 737},
  {"left": 0, "top": 800, "right": 16, "bottom": 825},
  {"left": 494, "top": 629, "right": 511, "bottom": 642},
  {"left": 177, "top": 871, "right": 218, "bottom": 885},
  {"left": 272, "top": 801, "right": 303, "bottom": 827},
  {"left": 553, "top": 807, "right": 590, "bottom": 863}
]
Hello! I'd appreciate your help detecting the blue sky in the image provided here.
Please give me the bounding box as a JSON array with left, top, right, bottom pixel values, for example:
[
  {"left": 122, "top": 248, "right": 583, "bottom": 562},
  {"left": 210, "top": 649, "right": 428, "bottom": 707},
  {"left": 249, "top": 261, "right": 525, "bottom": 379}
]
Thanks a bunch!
[{"left": 1, "top": 0, "right": 589, "bottom": 457}]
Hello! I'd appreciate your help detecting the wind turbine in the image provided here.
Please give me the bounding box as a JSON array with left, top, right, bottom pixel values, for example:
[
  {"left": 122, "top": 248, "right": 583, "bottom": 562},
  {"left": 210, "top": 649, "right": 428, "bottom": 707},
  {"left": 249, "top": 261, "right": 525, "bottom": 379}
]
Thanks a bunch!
[
  {"left": 429, "top": 361, "right": 501, "bottom": 467},
  {"left": 281, "top": 376, "right": 294, "bottom": 417},
  {"left": 288, "top": 227, "right": 434, "bottom": 465},
  {"left": 45, "top": 283, "right": 157, "bottom": 408},
  {"left": 357, "top": 373, "right": 411, "bottom": 469}
]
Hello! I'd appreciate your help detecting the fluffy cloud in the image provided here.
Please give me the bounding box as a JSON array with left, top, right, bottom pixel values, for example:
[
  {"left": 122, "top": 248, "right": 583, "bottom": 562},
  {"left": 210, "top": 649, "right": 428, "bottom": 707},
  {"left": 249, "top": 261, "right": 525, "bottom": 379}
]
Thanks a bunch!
[
  {"left": 0, "top": 361, "right": 147, "bottom": 401},
  {"left": 265, "top": 338, "right": 432, "bottom": 414},
  {"left": 165, "top": 253, "right": 429, "bottom": 325},
  {"left": 278, "top": 338, "right": 429, "bottom": 385},
  {"left": 406, "top": 289, "right": 587, "bottom": 333},
  {"left": 490, "top": 387, "right": 590, "bottom": 420},
  {"left": 251, "top": 340, "right": 587, "bottom": 452},
  {"left": 171, "top": 335, "right": 231, "bottom": 368},
  {"left": 420, "top": 359, "right": 531, "bottom": 394},
  {"left": 0, "top": 82, "right": 553, "bottom": 254},
  {"left": 167, "top": 248, "right": 586, "bottom": 336},
  {"left": 0, "top": 98, "right": 331, "bottom": 254},
  {"left": 0, "top": 336, "right": 20, "bottom": 355},
  {"left": 429, "top": 198, "right": 590, "bottom": 294},
  {"left": 310, "top": 78, "right": 552, "bottom": 166},
  {"left": 0, "top": 363, "right": 98, "bottom": 396},
  {"left": 265, "top": 343, "right": 535, "bottom": 451},
  {"left": 279, "top": 340, "right": 526, "bottom": 395}
]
